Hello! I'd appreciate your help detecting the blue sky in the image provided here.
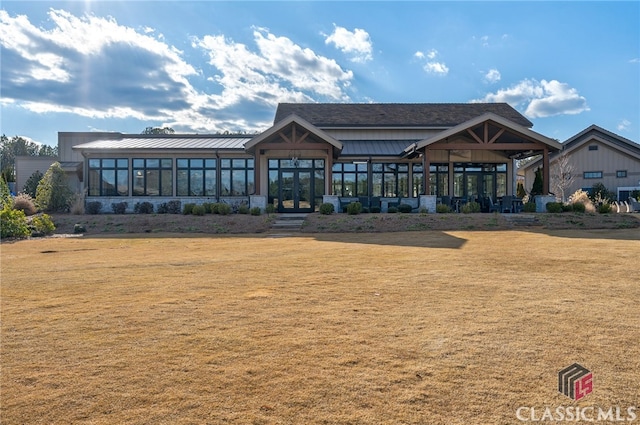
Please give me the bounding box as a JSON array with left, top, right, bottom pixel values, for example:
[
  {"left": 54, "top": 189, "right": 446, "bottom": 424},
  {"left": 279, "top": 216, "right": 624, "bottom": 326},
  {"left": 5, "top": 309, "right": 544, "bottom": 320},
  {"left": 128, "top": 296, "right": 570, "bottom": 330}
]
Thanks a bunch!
[{"left": 1, "top": 1, "right": 638, "bottom": 147}]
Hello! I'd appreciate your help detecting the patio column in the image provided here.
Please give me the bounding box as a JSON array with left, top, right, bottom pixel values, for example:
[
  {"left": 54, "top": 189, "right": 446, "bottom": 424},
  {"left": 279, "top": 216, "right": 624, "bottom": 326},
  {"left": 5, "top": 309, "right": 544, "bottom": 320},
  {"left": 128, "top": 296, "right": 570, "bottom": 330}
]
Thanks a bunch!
[
  {"left": 423, "top": 149, "right": 431, "bottom": 195},
  {"left": 542, "top": 147, "right": 550, "bottom": 194}
]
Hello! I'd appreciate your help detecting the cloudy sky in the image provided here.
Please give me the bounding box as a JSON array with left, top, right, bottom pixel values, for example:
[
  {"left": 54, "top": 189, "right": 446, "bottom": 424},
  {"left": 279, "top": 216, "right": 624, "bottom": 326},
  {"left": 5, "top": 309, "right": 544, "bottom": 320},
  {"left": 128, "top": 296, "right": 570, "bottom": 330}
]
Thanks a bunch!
[{"left": 1, "top": 1, "right": 638, "bottom": 147}]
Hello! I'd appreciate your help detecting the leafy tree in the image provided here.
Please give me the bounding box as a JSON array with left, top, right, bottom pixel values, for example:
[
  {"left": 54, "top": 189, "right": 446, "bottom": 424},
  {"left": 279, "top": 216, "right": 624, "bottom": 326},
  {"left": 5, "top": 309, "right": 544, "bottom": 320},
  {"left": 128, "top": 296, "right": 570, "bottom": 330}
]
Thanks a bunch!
[
  {"left": 516, "top": 181, "right": 526, "bottom": 199},
  {"left": 35, "top": 162, "right": 73, "bottom": 212},
  {"left": 142, "top": 127, "right": 175, "bottom": 134},
  {"left": 589, "top": 182, "right": 614, "bottom": 204},
  {"left": 23, "top": 170, "right": 44, "bottom": 198}
]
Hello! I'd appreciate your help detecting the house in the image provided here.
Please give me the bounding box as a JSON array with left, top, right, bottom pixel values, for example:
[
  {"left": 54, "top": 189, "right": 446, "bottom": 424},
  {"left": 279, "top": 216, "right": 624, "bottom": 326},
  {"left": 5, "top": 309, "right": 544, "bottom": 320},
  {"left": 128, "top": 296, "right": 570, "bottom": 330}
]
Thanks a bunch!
[
  {"left": 21, "top": 103, "right": 563, "bottom": 213},
  {"left": 521, "top": 125, "right": 640, "bottom": 201}
]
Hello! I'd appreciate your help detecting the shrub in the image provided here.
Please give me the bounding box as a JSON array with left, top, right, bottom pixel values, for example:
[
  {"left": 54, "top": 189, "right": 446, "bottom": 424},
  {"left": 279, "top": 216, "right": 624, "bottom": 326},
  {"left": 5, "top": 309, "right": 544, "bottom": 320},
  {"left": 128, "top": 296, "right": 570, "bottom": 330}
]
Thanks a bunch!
[
  {"left": 398, "top": 203, "right": 413, "bottom": 213},
  {"left": 250, "top": 207, "right": 261, "bottom": 216},
  {"left": 419, "top": 207, "right": 428, "bottom": 214},
  {"left": 561, "top": 203, "right": 573, "bottom": 212},
  {"left": 237, "top": 204, "right": 250, "bottom": 214},
  {"left": 597, "top": 203, "right": 612, "bottom": 214},
  {"left": 571, "top": 202, "right": 586, "bottom": 213},
  {"left": 23, "top": 170, "right": 43, "bottom": 198},
  {"left": 134, "top": 202, "right": 154, "bottom": 214},
  {"left": 0, "top": 206, "right": 30, "bottom": 239},
  {"left": 218, "top": 203, "right": 232, "bottom": 215},
  {"left": 461, "top": 201, "right": 481, "bottom": 214},
  {"left": 192, "top": 205, "right": 206, "bottom": 216},
  {"left": 202, "top": 202, "right": 214, "bottom": 214},
  {"left": 183, "top": 203, "right": 196, "bottom": 215},
  {"left": 265, "top": 204, "right": 276, "bottom": 214},
  {"left": 157, "top": 203, "right": 168, "bottom": 214},
  {"left": 74, "top": 224, "right": 87, "bottom": 234},
  {"left": 35, "top": 162, "right": 73, "bottom": 212},
  {"left": 522, "top": 202, "right": 537, "bottom": 213},
  {"left": 346, "top": 201, "right": 362, "bottom": 215},
  {"left": 568, "top": 189, "right": 596, "bottom": 213},
  {"left": 29, "top": 213, "right": 55, "bottom": 236},
  {"left": 436, "top": 204, "right": 452, "bottom": 213},
  {"left": 589, "top": 183, "right": 614, "bottom": 204},
  {"left": 546, "top": 202, "right": 564, "bottom": 213},
  {"left": 166, "top": 200, "right": 182, "bottom": 214},
  {"left": 111, "top": 201, "right": 128, "bottom": 214},
  {"left": 370, "top": 206, "right": 381, "bottom": 213},
  {"left": 69, "top": 192, "right": 85, "bottom": 215},
  {"left": 319, "top": 203, "right": 335, "bottom": 215},
  {"left": 13, "top": 193, "right": 37, "bottom": 216},
  {"left": 387, "top": 206, "right": 398, "bottom": 213},
  {"left": 86, "top": 201, "right": 103, "bottom": 215}
]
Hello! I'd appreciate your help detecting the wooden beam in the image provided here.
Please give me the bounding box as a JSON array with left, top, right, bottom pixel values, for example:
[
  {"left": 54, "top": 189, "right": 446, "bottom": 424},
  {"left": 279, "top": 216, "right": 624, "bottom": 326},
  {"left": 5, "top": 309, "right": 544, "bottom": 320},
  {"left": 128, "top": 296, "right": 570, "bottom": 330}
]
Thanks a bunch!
[
  {"left": 543, "top": 147, "right": 550, "bottom": 194},
  {"left": 423, "top": 150, "right": 431, "bottom": 195},
  {"left": 278, "top": 131, "right": 292, "bottom": 144},
  {"left": 488, "top": 128, "right": 506, "bottom": 144},
  {"left": 484, "top": 122, "right": 489, "bottom": 144},
  {"left": 256, "top": 142, "right": 331, "bottom": 151},
  {"left": 466, "top": 128, "right": 484, "bottom": 144},
  {"left": 297, "top": 131, "right": 310, "bottom": 144},
  {"left": 425, "top": 142, "right": 545, "bottom": 151}
]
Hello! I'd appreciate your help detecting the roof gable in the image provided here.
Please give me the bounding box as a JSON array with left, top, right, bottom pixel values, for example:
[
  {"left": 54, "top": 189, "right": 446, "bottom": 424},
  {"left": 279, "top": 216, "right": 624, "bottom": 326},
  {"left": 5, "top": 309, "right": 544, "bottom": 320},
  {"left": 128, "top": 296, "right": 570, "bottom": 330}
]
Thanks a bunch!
[
  {"left": 274, "top": 103, "right": 533, "bottom": 128},
  {"left": 563, "top": 124, "right": 640, "bottom": 157}
]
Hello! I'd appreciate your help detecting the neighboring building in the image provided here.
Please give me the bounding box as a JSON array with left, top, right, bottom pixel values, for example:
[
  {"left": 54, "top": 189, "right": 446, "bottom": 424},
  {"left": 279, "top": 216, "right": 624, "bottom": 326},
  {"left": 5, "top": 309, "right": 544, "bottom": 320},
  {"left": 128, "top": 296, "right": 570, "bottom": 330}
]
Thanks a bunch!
[
  {"left": 29, "top": 102, "right": 563, "bottom": 213},
  {"left": 521, "top": 125, "right": 640, "bottom": 201}
]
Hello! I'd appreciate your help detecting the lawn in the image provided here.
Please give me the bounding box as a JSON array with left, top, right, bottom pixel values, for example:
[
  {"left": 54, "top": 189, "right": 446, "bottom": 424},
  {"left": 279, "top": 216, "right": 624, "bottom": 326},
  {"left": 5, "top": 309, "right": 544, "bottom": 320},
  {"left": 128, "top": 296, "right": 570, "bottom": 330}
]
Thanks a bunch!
[{"left": 1, "top": 229, "right": 639, "bottom": 424}]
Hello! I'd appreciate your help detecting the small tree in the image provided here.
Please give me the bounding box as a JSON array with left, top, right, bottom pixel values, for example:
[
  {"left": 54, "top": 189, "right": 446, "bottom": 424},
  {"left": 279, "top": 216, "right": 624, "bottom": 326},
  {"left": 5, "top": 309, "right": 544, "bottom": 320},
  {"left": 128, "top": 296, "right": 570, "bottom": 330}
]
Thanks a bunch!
[
  {"left": 35, "top": 162, "right": 73, "bottom": 212},
  {"left": 0, "top": 176, "right": 12, "bottom": 209},
  {"left": 550, "top": 152, "right": 576, "bottom": 202},
  {"left": 516, "top": 181, "right": 526, "bottom": 199},
  {"left": 23, "top": 170, "right": 44, "bottom": 198},
  {"left": 530, "top": 167, "right": 544, "bottom": 197}
]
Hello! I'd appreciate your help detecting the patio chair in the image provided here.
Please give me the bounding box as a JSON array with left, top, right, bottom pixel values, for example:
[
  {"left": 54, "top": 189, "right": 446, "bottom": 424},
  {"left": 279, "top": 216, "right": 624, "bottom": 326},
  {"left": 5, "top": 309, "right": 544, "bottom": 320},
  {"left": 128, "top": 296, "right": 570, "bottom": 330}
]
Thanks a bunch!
[
  {"left": 488, "top": 196, "right": 500, "bottom": 213},
  {"left": 629, "top": 197, "right": 640, "bottom": 213},
  {"left": 500, "top": 196, "right": 514, "bottom": 213}
]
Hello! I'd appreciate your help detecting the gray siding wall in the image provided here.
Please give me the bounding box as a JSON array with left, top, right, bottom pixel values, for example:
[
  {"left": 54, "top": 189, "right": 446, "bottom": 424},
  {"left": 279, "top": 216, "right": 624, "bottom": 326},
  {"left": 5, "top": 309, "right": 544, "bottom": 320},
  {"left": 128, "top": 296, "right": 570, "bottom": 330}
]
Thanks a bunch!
[{"left": 14, "top": 156, "right": 57, "bottom": 193}]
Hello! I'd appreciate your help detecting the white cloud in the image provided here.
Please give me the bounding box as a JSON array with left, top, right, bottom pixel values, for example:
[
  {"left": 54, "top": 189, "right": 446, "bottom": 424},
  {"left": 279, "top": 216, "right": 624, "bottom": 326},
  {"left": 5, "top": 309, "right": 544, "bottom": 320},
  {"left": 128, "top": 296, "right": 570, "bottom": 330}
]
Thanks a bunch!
[
  {"left": 473, "top": 79, "right": 589, "bottom": 118},
  {"left": 415, "top": 49, "right": 449, "bottom": 76},
  {"left": 484, "top": 68, "right": 501, "bottom": 84},
  {"left": 0, "top": 9, "right": 354, "bottom": 133},
  {"left": 617, "top": 119, "right": 631, "bottom": 131},
  {"left": 324, "top": 24, "right": 373, "bottom": 63},
  {"left": 629, "top": 58, "right": 640, "bottom": 63}
]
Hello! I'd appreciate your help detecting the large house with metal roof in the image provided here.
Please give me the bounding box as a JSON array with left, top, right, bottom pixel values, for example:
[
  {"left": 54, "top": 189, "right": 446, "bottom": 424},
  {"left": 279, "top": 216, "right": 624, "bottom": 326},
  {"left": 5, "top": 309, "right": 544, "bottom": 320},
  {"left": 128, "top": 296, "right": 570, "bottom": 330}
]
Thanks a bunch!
[{"left": 17, "top": 102, "right": 565, "bottom": 213}]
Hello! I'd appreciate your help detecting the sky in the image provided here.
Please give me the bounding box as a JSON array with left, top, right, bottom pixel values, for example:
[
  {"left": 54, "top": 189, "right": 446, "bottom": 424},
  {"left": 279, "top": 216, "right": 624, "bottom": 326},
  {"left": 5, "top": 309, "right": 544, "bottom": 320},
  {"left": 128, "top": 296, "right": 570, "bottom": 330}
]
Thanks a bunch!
[{"left": 1, "top": 1, "right": 638, "bottom": 148}]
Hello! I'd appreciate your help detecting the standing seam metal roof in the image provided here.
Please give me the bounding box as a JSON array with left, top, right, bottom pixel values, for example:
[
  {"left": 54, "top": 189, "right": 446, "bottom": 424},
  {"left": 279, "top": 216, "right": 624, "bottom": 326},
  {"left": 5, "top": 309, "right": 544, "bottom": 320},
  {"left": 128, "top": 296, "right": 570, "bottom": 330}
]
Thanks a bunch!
[{"left": 72, "top": 136, "right": 252, "bottom": 150}]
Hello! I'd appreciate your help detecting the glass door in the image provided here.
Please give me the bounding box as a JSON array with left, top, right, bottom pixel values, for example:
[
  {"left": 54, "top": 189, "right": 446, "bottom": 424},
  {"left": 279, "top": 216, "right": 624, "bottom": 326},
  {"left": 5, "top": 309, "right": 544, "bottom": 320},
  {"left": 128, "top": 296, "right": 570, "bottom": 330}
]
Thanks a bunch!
[{"left": 279, "top": 170, "right": 313, "bottom": 212}]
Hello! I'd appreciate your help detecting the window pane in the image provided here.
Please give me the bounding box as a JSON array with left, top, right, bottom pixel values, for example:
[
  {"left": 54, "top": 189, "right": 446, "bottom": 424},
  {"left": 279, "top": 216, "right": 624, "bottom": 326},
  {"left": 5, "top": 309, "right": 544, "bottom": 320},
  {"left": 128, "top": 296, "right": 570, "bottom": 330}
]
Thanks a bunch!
[
  {"left": 269, "top": 159, "right": 278, "bottom": 169},
  {"left": 453, "top": 173, "right": 464, "bottom": 197},
  {"left": 372, "top": 173, "right": 382, "bottom": 197},
  {"left": 190, "top": 159, "right": 203, "bottom": 168},
  {"left": 177, "top": 159, "right": 188, "bottom": 168},
  {"left": 177, "top": 170, "right": 188, "bottom": 196},
  {"left": 247, "top": 159, "right": 254, "bottom": 168},
  {"left": 221, "top": 159, "right": 231, "bottom": 168},
  {"left": 332, "top": 163, "right": 342, "bottom": 172},
  {"left": 161, "top": 159, "right": 172, "bottom": 168},
  {"left": 343, "top": 173, "right": 356, "bottom": 196},
  {"left": 133, "top": 159, "right": 145, "bottom": 168},
  {"left": 232, "top": 169, "right": 246, "bottom": 195},
  {"left": 357, "top": 173, "right": 368, "bottom": 196},
  {"left": 314, "top": 170, "right": 325, "bottom": 197},
  {"left": 372, "top": 163, "right": 383, "bottom": 172},
  {"left": 384, "top": 174, "right": 396, "bottom": 197},
  {"left": 147, "top": 159, "right": 159, "bottom": 168},
  {"left": 247, "top": 170, "right": 254, "bottom": 195},
  {"left": 232, "top": 159, "right": 245, "bottom": 168},
  {"left": 117, "top": 159, "right": 128, "bottom": 168},
  {"left": 205, "top": 159, "right": 216, "bottom": 168},
  {"left": 133, "top": 170, "right": 144, "bottom": 195},
  {"left": 398, "top": 164, "right": 409, "bottom": 172},
  {"left": 161, "top": 170, "right": 172, "bottom": 196},
  {"left": 343, "top": 163, "right": 356, "bottom": 172},
  {"left": 89, "top": 159, "right": 100, "bottom": 169},
  {"left": 298, "top": 159, "right": 312, "bottom": 168},
  {"left": 332, "top": 172, "right": 343, "bottom": 196},
  {"left": 146, "top": 170, "right": 160, "bottom": 195},
  {"left": 221, "top": 170, "right": 231, "bottom": 195},
  {"left": 190, "top": 170, "right": 203, "bottom": 196},
  {"left": 205, "top": 170, "right": 216, "bottom": 196},
  {"left": 315, "top": 159, "right": 324, "bottom": 168},
  {"left": 89, "top": 170, "right": 100, "bottom": 195},
  {"left": 102, "top": 159, "right": 115, "bottom": 168},
  {"left": 117, "top": 170, "right": 128, "bottom": 196}
]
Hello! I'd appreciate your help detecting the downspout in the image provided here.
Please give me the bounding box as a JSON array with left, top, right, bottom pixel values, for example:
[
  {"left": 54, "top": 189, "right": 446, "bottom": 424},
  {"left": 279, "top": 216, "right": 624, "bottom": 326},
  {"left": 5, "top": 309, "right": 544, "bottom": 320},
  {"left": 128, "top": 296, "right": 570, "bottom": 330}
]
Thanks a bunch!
[{"left": 215, "top": 149, "right": 220, "bottom": 202}]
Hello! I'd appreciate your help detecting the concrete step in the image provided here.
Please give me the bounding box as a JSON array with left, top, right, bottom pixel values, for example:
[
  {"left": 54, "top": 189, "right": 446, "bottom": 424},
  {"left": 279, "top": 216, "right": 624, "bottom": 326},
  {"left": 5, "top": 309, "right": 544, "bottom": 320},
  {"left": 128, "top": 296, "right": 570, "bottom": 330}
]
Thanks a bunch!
[{"left": 268, "top": 214, "right": 308, "bottom": 232}]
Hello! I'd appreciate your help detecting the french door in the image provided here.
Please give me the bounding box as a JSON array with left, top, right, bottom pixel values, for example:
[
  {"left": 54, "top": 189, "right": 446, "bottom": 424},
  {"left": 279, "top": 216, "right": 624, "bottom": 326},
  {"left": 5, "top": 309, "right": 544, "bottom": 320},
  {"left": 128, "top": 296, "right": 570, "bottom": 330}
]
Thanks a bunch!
[{"left": 279, "top": 170, "right": 313, "bottom": 212}]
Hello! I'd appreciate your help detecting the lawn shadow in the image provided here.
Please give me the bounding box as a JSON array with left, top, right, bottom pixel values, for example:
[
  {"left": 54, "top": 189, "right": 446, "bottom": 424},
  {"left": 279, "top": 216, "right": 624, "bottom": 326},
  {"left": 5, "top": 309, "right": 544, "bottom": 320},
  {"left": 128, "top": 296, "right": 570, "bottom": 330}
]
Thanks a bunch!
[
  {"left": 307, "top": 231, "right": 467, "bottom": 249},
  {"left": 521, "top": 227, "right": 640, "bottom": 241}
]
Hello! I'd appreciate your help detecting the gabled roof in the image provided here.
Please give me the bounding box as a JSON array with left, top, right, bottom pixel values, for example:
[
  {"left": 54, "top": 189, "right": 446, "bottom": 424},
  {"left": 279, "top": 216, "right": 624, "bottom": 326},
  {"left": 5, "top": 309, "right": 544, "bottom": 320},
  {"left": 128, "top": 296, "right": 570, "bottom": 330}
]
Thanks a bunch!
[
  {"left": 412, "top": 112, "right": 561, "bottom": 151},
  {"left": 72, "top": 134, "right": 251, "bottom": 151},
  {"left": 274, "top": 103, "right": 533, "bottom": 128},
  {"left": 245, "top": 113, "right": 343, "bottom": 152},
  {"left": 562, "top": 124, "right": 640, "bottom": 157},
  {"left": 520, "top": 125, "right": 640, "bottom": 172}
]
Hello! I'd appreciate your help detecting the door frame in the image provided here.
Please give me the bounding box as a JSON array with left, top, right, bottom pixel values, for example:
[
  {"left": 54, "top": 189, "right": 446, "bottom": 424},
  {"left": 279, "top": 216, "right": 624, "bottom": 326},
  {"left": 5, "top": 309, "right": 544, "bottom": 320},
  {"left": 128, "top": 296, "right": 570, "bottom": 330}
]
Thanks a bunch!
[{"left": 278, "top": 168, "right": 314, "bottom": 213}]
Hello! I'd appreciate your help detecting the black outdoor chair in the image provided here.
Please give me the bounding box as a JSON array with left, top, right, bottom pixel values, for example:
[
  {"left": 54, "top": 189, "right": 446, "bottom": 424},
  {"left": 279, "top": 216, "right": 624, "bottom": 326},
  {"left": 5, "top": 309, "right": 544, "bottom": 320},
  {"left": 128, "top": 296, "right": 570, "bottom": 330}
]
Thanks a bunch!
[
  {"left": 500, "top": 196, "right": 514, "bottom": 213},
  {"left": 488, "top": 196, "right": 500, "bottom": 213}
]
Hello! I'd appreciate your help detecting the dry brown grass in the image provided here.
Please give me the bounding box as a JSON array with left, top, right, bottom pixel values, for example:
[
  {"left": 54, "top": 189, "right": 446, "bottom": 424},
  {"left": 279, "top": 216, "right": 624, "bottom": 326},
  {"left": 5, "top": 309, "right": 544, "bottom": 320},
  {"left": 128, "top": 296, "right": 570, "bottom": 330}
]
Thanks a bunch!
[{"left": 2, "top": 229, "right": 639, "bottom": 424}]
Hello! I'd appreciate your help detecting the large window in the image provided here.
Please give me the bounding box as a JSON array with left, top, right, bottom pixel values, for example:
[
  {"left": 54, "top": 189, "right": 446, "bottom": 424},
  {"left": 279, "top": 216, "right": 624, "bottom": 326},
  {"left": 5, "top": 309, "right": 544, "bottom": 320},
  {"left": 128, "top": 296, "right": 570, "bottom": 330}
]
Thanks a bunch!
[
  {"left": 429, "top": 164, "right": 449, "bottom": 197},
  {"left": 177, "top": 159, "right": 216, "bottom": 196},
  {"left": 133, "top": 158, "right": 172, "bottom": 196},
  {"left": 412, "top": 163, "right": 424, "bottom": 197},
  {"left": 88, "top": 158, "right": 128, "bottom": 196},
  {"left": 221, "top": 158, "right": 254, "bottom": 196},
  {"left": 332, "top": 162, "right": 368, "bottom": 197},
  {"left": 372, "top": 163, "right": 409, "bottom": 197},
  {"left": 452, "top": 163, "right": 506, "bottom": 199}
]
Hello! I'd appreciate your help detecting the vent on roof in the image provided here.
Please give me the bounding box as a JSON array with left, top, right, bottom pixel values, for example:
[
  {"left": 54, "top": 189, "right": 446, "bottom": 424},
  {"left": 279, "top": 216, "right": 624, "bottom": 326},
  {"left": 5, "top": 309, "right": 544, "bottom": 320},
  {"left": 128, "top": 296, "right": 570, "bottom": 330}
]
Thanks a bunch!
[{"left": 588, "top": 145, "right": 598, "bottom": 151}]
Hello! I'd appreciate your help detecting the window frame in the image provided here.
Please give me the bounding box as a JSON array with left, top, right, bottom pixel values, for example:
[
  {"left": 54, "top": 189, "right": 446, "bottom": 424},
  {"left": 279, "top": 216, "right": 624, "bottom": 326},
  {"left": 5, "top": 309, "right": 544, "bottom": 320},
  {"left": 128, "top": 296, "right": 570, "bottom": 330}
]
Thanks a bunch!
[
  {"left": 132, "top": 158, "right": 173, "bottom": 196},
  {"left": 583, "top": 171, "right": 603, "bottom": 179},
  {"left": 88, "top": 158, "right": 129, "bottom": 196},
  {"left": 220, "top": 158, "right": 254, "bottom": 196},
  {"left": 176, "top": 158, "right": 217, "bottom": 196}
]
